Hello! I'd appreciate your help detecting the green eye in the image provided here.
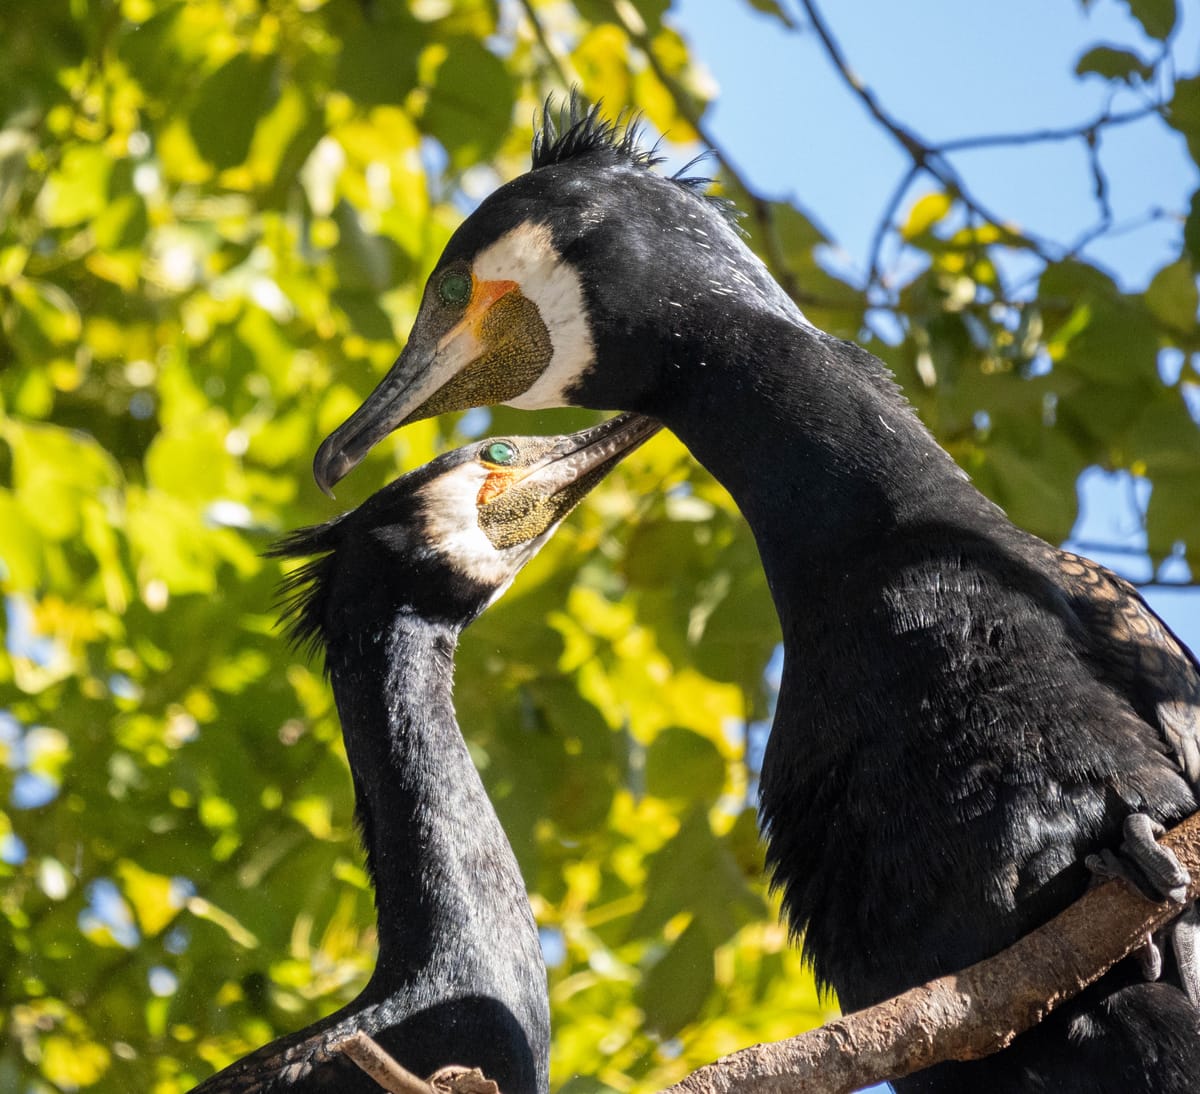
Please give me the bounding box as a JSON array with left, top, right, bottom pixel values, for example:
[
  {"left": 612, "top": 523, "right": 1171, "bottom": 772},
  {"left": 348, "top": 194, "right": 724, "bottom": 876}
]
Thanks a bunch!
[
  {"left": 438, "top": 270, "right": 471, "bottom": 306},
  {"left": 483, "top": 441, "right": 517, "bottom": 465}
]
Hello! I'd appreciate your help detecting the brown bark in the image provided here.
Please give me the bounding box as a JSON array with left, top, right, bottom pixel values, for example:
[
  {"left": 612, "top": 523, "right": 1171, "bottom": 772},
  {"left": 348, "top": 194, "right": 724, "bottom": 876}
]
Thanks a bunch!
[
  {"left": 661, "top": 811, "right": 1200, "bottom": 1094},
  {"left": 336, "top": 812, "right": 1200, "bottom": 1094}
]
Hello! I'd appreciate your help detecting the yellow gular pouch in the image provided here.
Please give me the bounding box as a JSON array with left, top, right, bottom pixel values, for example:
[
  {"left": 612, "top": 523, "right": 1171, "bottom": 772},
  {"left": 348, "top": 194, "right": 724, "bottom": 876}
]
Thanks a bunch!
[
  {"left": 412, "top": 291, "right": 553, "bottom": 422},
  {"left": 476, "top": 462, "right": 616, "bottom": 551},
  {"left": 477, "top": 468, "right": 522, "bottom": 507}
]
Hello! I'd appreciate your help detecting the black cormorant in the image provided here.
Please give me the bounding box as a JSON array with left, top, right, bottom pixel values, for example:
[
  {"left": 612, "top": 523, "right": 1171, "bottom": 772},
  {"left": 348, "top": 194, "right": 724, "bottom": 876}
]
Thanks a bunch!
[
  {"left": 192, "top": 412, "right": 660, "bottom": 1093},
  {"left": 312, "top": 103, "right": 1200, "bottom": 1092}
]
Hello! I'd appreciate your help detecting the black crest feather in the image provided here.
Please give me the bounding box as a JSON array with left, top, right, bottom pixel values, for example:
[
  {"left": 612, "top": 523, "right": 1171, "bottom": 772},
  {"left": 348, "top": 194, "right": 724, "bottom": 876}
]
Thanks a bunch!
[
  {"left": 531, "top": 92, "right": 743, "bottom": 228},
  {"left": 264, "top": 517, "right": 347, "bottom": 664},
  {"left": 531, "top": 91, "right": 663, "bottom": 171}
]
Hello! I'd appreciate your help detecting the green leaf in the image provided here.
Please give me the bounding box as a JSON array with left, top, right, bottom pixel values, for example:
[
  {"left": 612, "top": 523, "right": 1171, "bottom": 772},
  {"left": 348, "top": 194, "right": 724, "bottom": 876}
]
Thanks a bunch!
[
  {"left": 973, "top": 426, "right": 1085, "bottom": 543},
  {"left": 742, "top": 0, "right": 796, "bottom": 28},
  {"left": 332, "top": 201, "right": 395, "bottom": 294},
  {"left": 645, "top": 727, "right": 726, "bottom": 803},
  {"left": 1167, "top": 76, "right": 1200, "bottom": 165},
  {"left": 1120, "top": 0, "right": 1177, "bottom": 40},
  {"left": 334, "top": 23, "right": 422, "bottom": 106},
  {"left": 627, "top": 0, "right": 671, "bottom": 32},
  {"left": 189, "top": 53, "right": 277, "bottom": 170},
  {"left": 1054, "top": 299, "right": 1160, "bottom": 387},
  {"left": 37, "top": 143, "right": 111, "bottom": 227},
  {"left": 421, "top": 37, "right": 514, "bottom": 170},
  {"left": 639, "top": 918, "right": 715, "bottom": 1036},
  {"left": 7, "top": 277, "right": 81, "bottom": 360},
  {"left": 632, "top": 810, "right": 764, "bottom": 942},
  {"left": 1074, "top": 45, "right": 1153, "bottom": 82},
  {"left": 1145, "top": 469, "right": 1200, "bottom": 557},
  {"left": 1185, "top": 190, "right": 1200, "bottom": 266},
  {"left": 91, "top": 192, "right": 149, "bottom": 252},
  {"left": 902, "top": 192, "right": 954, "bottom": 239},
  {"left": 1145, "top": 259, "right": 1198, "bottom": 330}
]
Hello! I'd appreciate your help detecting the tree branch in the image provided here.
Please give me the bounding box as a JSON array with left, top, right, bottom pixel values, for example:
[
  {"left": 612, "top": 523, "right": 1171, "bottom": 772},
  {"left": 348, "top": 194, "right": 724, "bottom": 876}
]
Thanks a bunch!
[
  {"left": 599, "top": 2, "right": 866, "bottom": 321},
  {"left": 318, "top": 813, "right": 1200, "bottom": 1093},
  {"left": 516, "top": 0, "right": 575, "bottom": 90},
  {"left": 333, "top": 1032, "right": 435, "bottom": 1094},
  {"left": 333, "top": 1035, "right": 502, "bottom": 1094},
  {"left": 938, "top": 105, "right": 1162, "bottom": 153},
  {"left": 793, "top": 0, "right": 1061, "bottom": 263},
  {"left": 792, "top": 0, "right": 1174, "bottom": 289},
  {"left": 661, "top": 810, "right": 1200, "bottom": 1094}
]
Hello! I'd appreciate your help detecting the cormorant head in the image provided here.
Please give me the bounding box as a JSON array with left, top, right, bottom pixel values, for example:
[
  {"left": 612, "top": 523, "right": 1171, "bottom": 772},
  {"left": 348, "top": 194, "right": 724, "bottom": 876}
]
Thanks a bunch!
[
  {"left": 276, "top": 412, "right": 660, "bottom": 644},
  {"left": 313, "top": 99, "right": 779, "bottom": 494}
]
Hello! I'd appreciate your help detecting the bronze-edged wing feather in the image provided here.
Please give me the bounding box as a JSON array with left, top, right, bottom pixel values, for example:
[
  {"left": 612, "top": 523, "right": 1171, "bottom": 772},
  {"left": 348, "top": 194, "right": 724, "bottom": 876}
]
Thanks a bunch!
[{"left": 1048, "top": 548, "right": 1200, "bottom": 788}]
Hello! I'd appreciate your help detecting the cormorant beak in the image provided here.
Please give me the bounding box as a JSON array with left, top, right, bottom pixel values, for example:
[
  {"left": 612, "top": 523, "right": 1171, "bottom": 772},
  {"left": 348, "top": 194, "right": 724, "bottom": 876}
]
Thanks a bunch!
[
  {"left": 474, "top": 414, "right": 662, "bottom": 549},
  {"left": 519, "top": 413, "right": 662, "bottom": 502},
  {"left": 314, "top": 277, "right": 529, "bottom": 496}
]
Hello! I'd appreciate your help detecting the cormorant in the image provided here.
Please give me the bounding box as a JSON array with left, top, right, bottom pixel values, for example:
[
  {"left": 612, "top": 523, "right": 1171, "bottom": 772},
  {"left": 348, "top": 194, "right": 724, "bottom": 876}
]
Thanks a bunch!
[
  {"left": 192, "top": 412, "right": 660, "bottom": 1093},
  {"left": 312, "top": 103, "right": 1200, "bottom": 1092}
]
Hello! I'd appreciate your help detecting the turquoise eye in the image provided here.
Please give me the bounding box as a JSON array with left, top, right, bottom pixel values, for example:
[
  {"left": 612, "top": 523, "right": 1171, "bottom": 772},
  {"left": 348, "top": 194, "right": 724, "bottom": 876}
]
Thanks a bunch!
[
  {"left": 438, "top": 270, "right": 471, "bottom": 306},
  {"left": 483, "top": 441, "right": 517, "bottom": 465}
]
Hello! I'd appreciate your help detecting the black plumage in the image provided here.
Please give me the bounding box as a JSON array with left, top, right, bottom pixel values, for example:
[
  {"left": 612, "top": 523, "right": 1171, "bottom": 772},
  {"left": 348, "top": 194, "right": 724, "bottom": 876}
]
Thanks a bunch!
[
  {"left": 313, "top": 102, "right": 1200, "bottom": 1091},
  {"left": 193, "top": 414, "right": 658, "bottom": 1093}
]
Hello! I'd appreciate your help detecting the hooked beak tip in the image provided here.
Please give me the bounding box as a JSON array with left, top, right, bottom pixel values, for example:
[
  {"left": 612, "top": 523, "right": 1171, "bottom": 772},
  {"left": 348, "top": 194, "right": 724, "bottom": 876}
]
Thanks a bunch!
[{"left": 313, "top": 439, "right": 355, "bottom": 498}]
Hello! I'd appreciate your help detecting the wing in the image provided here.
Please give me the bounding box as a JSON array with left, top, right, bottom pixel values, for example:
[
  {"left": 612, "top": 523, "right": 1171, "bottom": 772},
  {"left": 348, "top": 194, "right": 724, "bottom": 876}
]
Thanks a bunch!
[{"left": 1049, "top": 547, "right": 1200, "bottom": 786}]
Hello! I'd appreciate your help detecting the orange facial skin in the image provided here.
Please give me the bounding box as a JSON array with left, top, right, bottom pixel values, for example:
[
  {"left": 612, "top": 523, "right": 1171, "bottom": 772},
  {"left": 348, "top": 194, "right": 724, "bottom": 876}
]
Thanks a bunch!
[
  {"left": 438, "top": 278, "right": 520, "bottom": 353},
  {"left": 477, "top": 467, "right": 523, "bottom": 506}
]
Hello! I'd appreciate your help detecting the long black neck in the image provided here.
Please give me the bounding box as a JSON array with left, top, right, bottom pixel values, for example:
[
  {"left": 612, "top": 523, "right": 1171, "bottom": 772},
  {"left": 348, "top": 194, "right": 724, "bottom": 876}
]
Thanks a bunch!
[
  {"left": 642, "top": 305, "right": 998, "bottom": 633},
  {"left": 323, "top": 613, "right": 532, "bottom": 980}
]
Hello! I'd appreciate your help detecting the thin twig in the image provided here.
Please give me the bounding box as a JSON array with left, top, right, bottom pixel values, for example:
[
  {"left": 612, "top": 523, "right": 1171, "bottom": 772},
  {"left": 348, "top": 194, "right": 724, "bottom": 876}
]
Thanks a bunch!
[
  {"left": 516, "top": 0, "right": 575, "bottom": 90},
  {"left": 938, "top": 105, "right": 1162, "bottom": 153},
  {"left": 865, "top": 163, "right": 920, "bottom": 293},
  {"left": 600, "top": 3, "right": 862, "bottom": 317},
  {"left": 793, "top": 0, "right": 1061, "bottom": 262},
  {"left": 792, "top": 0, "right": 1177, "bottom": 284}
]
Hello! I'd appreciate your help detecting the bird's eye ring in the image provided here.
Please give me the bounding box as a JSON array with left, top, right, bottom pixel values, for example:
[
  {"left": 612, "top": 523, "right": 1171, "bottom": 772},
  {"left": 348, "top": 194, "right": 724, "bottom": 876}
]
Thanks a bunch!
[
  {"left": 482, "top": 441, "right": 517, "bottom": 466},
  {"left": 438, "top": 270, "right": 472, "bottom": 307}
]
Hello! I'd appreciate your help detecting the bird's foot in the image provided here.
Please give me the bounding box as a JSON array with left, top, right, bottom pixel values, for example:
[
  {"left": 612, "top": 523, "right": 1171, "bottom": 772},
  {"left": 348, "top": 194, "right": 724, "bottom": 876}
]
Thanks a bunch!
[
  {"left": 1086, "top": 813, "right": 1200, "bottom": 1004},
  {"left": 1086, "top": 814, "right": 1189, "bottom": 904}
]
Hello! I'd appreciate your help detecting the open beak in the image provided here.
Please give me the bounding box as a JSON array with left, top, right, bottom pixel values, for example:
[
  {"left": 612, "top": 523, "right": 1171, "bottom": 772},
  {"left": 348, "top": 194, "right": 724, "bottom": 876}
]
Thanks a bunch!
[
  {"left": 475, "top": 414, "right": 662, "bottom": 550},
  {"left": 516, "top": 413, "right": 662, "bottom": 503},
  {"left": 313, "top": 278, "right": 527, "bottom": 496}
]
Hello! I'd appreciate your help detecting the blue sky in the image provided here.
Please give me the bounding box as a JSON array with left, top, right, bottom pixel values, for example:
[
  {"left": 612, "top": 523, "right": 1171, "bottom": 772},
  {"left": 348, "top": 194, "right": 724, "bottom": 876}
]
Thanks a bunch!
[{"left": 672, "top": 0, "right": 1199, "bottom": 657}]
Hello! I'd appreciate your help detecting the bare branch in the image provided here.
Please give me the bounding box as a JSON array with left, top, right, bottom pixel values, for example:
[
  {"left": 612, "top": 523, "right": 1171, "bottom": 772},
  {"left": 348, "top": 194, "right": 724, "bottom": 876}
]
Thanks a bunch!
[
  {"left": 791, "top": 0, "right": 1178, "bottom": 282},
  {"left": 865, "top": 164, "right": 920, "bottom": 294},
  {"left": 601, "top": 4, "right": 865, "bottom": 320},
  {"left": 516, "top": 0, "right": 575, "bottom": 90},
  {"left": 938, "top": 105, "right": 1162, "bottom": 153},
  {"left": 332, "top": 1032, "right": 434, "bottom": 1094},
  {"left": 661, "top": 810, "right": 1200, "bottom": 1094}
]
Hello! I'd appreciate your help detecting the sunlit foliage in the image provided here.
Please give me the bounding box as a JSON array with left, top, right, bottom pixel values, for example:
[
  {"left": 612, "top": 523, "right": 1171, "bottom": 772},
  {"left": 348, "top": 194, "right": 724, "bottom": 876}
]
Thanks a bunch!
[{"left": 0, "top": 0, "right": 1196, "bottom": 1090}]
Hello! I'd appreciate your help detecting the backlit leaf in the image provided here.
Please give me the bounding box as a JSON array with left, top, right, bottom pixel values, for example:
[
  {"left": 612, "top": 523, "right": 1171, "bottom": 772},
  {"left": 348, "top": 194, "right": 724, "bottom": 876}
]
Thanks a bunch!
[
  {"left": 1075, "top": 45, "right": 1153, "bottom": 82},
  {"left": 189, "top": 53, "right": 277, "bottom": 170},
  {"left": 1120, "top": 0, "right": 1177, "bottom": 40}
]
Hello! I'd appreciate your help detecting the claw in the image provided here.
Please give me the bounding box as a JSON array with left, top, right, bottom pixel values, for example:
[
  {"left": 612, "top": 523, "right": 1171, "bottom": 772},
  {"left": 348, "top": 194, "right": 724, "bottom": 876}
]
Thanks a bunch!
[
  {"left": 1137, "top": 931, "right": 1164, "bottom": 981},
  {"left": 1087, "top": 813, "right": 1199, "bottom": 999},
  {"left": 1086, "top": 814, "right": 1190, "bottom": 904},
  {"left": 1169, "top": 906, "right": 1200, "bottom": 1007},
  {"left": 1121, "top": 814, "right": 1190, "bottom": 905}
]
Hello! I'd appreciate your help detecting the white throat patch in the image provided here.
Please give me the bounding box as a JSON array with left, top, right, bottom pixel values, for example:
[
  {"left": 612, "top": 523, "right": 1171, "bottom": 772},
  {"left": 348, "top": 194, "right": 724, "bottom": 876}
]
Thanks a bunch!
[
  {"left": 473, "top": 221, "right": 595, "bottom": 409},
  {"left": 414, "top": 464, "right": 549, "bottom": 604}
]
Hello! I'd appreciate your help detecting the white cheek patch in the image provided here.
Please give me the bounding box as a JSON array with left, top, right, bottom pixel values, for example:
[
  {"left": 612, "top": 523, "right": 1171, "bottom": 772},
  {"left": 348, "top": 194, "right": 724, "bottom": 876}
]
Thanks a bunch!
[
  {"left": 473, "top": 221, "right": 594, "bottom": 410},
  {"left": 415, "top": 465, "right": 538, "bottom": 592}
]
